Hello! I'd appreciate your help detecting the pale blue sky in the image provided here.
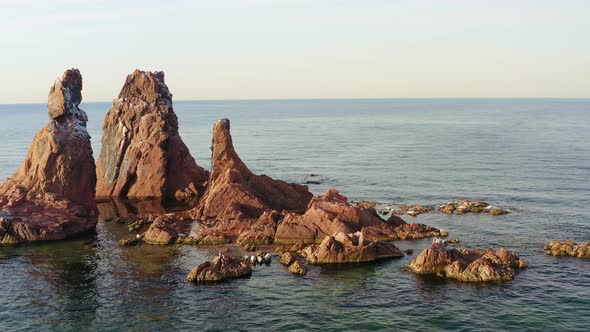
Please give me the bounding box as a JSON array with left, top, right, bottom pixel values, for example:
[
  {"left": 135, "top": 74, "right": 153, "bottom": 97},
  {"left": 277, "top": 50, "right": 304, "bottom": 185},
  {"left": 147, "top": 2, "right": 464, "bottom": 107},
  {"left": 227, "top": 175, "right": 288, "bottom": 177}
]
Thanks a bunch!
[{"left": 1, "top": 0, "right": 589, "bottom": 103}]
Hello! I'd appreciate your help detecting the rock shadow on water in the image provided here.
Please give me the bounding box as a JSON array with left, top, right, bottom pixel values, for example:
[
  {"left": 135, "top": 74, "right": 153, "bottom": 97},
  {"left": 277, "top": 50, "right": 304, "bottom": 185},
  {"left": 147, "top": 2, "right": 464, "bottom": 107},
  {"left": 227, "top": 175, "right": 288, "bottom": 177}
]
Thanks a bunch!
[{"left": 97, "top": 197, "right": 193, "bottom": 221}]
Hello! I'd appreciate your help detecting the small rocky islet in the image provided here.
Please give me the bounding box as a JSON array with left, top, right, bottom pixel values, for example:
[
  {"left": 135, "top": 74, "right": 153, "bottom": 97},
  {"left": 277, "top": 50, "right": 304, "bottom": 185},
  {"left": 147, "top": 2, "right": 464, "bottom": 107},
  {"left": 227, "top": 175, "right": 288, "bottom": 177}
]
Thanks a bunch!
[{"left": 1, "top": 68, "right": 584, "bottom": 285}]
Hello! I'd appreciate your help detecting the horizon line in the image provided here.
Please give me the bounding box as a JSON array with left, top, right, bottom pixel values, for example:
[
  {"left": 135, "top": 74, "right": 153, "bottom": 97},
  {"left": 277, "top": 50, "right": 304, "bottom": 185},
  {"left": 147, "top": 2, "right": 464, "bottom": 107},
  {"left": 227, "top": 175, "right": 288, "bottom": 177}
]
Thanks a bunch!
[{"left": 2, "top": 96, "right": 590, "bottom": 106}]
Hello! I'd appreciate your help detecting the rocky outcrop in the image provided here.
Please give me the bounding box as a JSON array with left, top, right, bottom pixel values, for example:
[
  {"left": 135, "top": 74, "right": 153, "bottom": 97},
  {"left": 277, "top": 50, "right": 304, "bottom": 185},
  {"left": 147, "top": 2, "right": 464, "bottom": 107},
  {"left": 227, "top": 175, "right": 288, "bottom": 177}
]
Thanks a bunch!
[
  {"left": 187, "top": 255, "right": 252, "bottom": 283},
  {"left": 438, "top": 200, "right": 509, "bottom": 215},
  {"left": 274, "top": 189, "right": 446, "bottom": 244},
  {"left": 0, "top": 69, "right": 97, "bottom": 245},
  {"left": 392, "top": 204, "right": 433, "bottom": 216},
  {"left": 191, "top": 119, "right": 312, "bottom": 223},
  {"left": 96, "top": 70, "right": 208, "bottom": 200},
  {"left": 545, "top": 240, "right": 590, "bottom": 258},
  {"left": 302, "top": 231, "right": 404, "bottom": 264},
  {"left": 408, "top": 243, "right": 527, "bottom": 282}
]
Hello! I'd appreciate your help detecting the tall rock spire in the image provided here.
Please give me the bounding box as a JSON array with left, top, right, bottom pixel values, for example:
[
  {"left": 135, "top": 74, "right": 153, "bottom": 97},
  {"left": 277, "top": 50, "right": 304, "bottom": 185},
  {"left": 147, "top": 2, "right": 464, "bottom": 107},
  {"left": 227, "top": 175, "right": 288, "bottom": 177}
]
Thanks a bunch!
[{"left": 95, "top": 70, "right": 208, "bottom": 200}]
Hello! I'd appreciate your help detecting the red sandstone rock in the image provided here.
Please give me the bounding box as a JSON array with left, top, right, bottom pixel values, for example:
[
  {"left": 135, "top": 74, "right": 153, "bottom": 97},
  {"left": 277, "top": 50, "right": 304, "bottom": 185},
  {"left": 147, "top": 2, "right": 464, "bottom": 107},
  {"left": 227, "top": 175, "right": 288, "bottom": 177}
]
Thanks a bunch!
[
  {"left": 96, "top": 70, "right": 208, "bottom": 200},
  {"left": 0, "top": 69, "right": 97, "bottom": 245},
  {"left": 274, "top": 189, "right": 446, "bottom": 244},
  {"left": 301, "top": 231, "right": 404, "bottom": 264},
  {"left": 187, "top": 255, "right": 252, "bottom": 283},
  {"left": 408, "top": 243, "right": 527, "bottom": 282},
  {"left": 185, "top": 119, "right": 312, "bottom": 244}
]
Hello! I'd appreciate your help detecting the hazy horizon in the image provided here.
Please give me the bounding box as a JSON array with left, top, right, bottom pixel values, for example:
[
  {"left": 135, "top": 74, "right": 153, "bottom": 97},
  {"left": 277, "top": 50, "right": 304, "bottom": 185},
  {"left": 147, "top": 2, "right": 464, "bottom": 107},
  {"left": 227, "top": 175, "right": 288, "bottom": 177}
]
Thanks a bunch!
[{"left": 2, "top": 0, "right": 589, "bottom": 103}]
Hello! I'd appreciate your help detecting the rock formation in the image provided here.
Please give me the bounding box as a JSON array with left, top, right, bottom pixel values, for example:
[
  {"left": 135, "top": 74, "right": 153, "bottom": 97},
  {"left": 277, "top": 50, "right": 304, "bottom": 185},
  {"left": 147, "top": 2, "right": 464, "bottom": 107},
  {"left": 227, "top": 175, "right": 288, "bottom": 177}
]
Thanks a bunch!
[
  {"left": 288, "top": 260, "right": 308, "bottom": 275},
  {"left": 408, "top": 243, "right": 527, "bottom": 282},
  {"left": 0, "top": 69, "right": 97, "bottom": 245},
  {"left": 191, "top": 118, "right": 312, "bottom": 222},
  {"left": 274, "top": 189, "right": 447, "bottom": 244},
  {"left": 392, "top": 204, "right": 434, "bottom": 216},
  {"left": 438, "top": 200, "right": 508, "bottom": 216},
  {"left": 96, "top": 70, "right": 208, "bottom": 200},
  {"left": 302, "top": 231, "right": 404, "bottom": 264},
  {"left": 187, "top": 255, "right": 252, "bottom": 283},
  {"left": 544, "top": 240, "right": 590, "bottom": 258}
]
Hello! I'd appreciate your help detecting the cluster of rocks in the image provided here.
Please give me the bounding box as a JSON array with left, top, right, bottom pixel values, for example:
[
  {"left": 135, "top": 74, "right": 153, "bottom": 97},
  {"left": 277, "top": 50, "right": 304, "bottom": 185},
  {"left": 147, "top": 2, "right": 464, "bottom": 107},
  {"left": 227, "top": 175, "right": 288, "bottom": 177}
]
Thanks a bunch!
[
  {"left": 438, "top": 200, "right": 509, "bottom": 216},
  {"left": 391, "top": 204, "right": 433, "bottom": 217},
  {"left": 280, "top": 251, "right": 308, "bottom": 276},
  {"left": 544, "top": 240, "right": 590, "bottom": 258},
  {"left": 408, "top": 241, "right": 527, "bottom": 282},
  {"left": 2, "top": 68, "right": 551, "bottom": 286},
  {"left": 301, "top": 232, "right": 403, "bottom": 264}
]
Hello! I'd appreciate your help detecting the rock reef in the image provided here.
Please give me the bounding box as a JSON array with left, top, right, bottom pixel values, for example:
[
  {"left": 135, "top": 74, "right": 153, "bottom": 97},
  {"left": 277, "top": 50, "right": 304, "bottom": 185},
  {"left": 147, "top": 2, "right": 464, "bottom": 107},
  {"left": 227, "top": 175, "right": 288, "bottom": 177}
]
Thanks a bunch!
[
  {"left": 0, "top": 69, "right": 97, "bottom": 245},
  {"left": 302, "top": 231, "right": 404, "bottom": 264},
  {"left": 392, "top": 204, "right": 433, "bottom": 217},
  {"left": 438, "top": 200, "right": 508, "bottom": 216},
  {"left": 544, "top": 240, "right": 590, "bottom": 258},
  {"left": 96, "top": 70, "right": 208, "bottom": 200},
  {"left": 408, "top": 243, "right": 527, "bottom": 282},
  {"left": 275, "top": 189, "right": 446, "bottom": 244},
  {"left": 187, "top": 255, "right": 252, "bottom": 283}
]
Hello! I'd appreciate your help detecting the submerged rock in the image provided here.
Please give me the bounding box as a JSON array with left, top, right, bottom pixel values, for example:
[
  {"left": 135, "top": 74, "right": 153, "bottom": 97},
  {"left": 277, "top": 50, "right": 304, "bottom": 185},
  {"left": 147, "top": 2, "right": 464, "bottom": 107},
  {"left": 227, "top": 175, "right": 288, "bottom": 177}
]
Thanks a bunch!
[
  {"left": 96, "top": 70, "right": 208, "bottom": 200},
  {"left": 408, "top": 243, "right": 527, "bottom": 282},
  {"left": 544, "top": 240, "right": 590, "bottom": 258},
  {"left": 438, "top": 200, "right": 509, "bottom": 216},
  {"left": 187, "top": 255, "right": 252, "bottom": 283},
  {"left": 301, "top": 231, "right": 404, "bottom": 264},
  {"left": 0, "top": 69, "right": 97, "bottom": 245},
  {"left": 275, "top": 189, "right": 446, "bottom": 244}
]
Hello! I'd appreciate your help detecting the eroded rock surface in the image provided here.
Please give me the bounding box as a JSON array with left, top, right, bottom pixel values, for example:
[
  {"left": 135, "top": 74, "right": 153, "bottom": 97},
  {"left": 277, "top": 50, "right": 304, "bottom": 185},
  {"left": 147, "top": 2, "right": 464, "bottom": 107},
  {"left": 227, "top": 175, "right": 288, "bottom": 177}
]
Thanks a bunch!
[
  {"left": 545, "top": 240, "right": 590, "bottom": 258},
  {"left": 275, "top": 189, "right": 446, "bottom": 244},
  {"left": 408, "top": 243, "right": 527, "bottom": 282},
  {"left": 187, "top": 255, "right": 252, "bottom": 283},
  {"left": 302, "top": 231, "right": 403, "bottom": 264},
  {"left": 96, "top": 70, "right": 208, "bottom": 200},
  {"left": 191, "top": 119, "right": 312, "bottom": 223},
  {"left": 0, "top": 69, "right": 97, "bottom": 245}
]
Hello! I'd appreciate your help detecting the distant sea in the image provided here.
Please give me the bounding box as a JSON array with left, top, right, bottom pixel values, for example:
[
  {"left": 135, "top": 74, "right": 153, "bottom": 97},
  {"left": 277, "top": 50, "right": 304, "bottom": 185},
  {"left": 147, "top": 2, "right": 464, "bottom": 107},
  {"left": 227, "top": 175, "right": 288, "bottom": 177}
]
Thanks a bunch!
[{"left": 1, "top": 99, "right": 589, "bottom": 331}]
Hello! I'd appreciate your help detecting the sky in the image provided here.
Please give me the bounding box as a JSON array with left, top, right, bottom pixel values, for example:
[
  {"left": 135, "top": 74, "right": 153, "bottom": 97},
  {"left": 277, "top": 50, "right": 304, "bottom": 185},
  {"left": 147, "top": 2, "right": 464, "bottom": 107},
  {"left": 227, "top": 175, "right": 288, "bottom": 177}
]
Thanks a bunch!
[{"left": 1, "top": 0, "right": 589, "bottom": 103}]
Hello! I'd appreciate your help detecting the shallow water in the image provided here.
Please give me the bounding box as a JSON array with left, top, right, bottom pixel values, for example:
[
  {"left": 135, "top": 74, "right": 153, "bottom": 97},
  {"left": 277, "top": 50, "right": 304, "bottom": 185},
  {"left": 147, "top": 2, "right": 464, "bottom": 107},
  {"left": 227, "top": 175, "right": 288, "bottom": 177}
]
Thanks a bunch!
[{"left": 1, "top": 99, "right": 589, "bottom": 331}]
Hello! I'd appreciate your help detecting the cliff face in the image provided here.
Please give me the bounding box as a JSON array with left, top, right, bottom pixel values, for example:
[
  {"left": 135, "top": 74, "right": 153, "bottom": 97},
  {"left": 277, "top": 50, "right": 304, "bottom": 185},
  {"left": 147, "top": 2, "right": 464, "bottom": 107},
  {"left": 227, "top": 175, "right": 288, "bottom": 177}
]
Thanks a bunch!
[
  {"left": 0, "top": 69, "right": 98, "bottom": 245},
  {"left": 95, "top": 70, "right": 208, "bottom": 200}
]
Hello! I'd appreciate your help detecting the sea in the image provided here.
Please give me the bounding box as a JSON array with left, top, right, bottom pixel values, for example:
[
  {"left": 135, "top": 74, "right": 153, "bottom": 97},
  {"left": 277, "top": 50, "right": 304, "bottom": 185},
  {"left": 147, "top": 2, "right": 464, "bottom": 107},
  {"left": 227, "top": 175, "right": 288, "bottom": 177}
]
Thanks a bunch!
[{"left": 0, "top": 99, "right": 589, "bottom": 331}]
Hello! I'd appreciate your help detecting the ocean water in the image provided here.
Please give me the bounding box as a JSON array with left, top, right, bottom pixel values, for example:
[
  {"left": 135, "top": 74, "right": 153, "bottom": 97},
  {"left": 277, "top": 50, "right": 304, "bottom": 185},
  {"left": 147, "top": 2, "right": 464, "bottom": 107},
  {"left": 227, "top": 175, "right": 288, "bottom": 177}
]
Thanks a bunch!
[{"left": 0, "top": 99, "right": 589, "bottom": 331}]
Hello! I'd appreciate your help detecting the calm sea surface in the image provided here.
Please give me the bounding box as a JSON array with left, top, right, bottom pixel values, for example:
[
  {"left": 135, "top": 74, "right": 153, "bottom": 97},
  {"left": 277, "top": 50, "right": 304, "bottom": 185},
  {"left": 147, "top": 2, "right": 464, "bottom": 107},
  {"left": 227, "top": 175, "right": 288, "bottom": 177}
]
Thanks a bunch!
[{"left": 0, "top": 99, "right": 589, "bottom": 331}]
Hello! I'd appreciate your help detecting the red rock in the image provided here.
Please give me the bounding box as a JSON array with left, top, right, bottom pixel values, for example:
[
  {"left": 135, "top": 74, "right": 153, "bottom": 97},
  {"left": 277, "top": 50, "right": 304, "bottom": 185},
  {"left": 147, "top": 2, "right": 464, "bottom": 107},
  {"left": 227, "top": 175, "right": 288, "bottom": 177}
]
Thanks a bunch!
[
  {"left": 186, "top": 119, "right": 311, "bottom": 244},
  {"left": 288, "top": 260, "right": 308, "bottom": 276},
  {"left": 274, "top": 189, "right": 446, "bottom": 244},
  {"left": 96, "top": 70, "right": 208, "bottom": 200},
  {"left": 0, "top": 69, "right": 97, "bottom": 245},
  {"left": 408, "top": 243, "right": 527, "bottom": 282},
  {"left": 301, "top": 231, "right": 404, "bottom": 264},
  {"left": 280, "top": 251, "right": 300, "bottom": 265},
  {"left": 187, "top": 255, "right": 252, "bottom": 283}
]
